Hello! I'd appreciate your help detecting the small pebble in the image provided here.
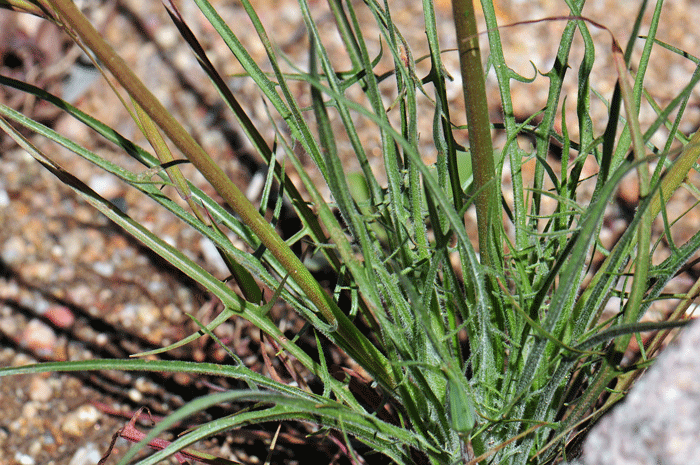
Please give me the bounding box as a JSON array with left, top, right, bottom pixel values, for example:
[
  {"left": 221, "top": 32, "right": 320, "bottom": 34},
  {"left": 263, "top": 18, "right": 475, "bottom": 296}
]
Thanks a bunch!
[
  {"left": 128, "top": 388, "right": 143, "bottom": 402},
  {"left": 27, "top": 439, "right": 42, "bottom": 457},
  {"left": 95, "top": 333, "right": 109, "bottom": 346},
  {"left": 0, "top": 316, "right": 19, "bottom": 337},
  {"left": 21, "top": 402, "right": 39, "bottom": 421},
  {"left": 61, "top": 230, "right": 87, "bottom": 260},
  {"left": 173, "top": 372, "right": 193, "bottom": 386},
  {"left": 61, "top": 405, "right": 101, "bottom": 437},
  {"left": 14, "top": 452, "right": 35, "bottom": 465},
  {"left": 134, "top": 377, "right": 159, "bottom": 395},
  {"left": 68, "top": 443, "right": 102, "bottom": 465},
  {"left": 137, "top": 303, "right": 160, "bottom": 328},
  {"left": 29, "top": 376, "right": 53, "bottom": 402},
  {"left": 154, "top": 25, "right": 179, "bottom": 49},
  {"left": 22, "top": 262, "right": 54, "bottom": 281},
  {"left": 20, "top": 319, "right": 58, "bottom": 356},
  {"left": 200, "top": 237, "right": 229, "bottom": 275},
  {"left": 89, "top": 173, "right": 122, "bottom": 198},
  {"left": 66, "top": 284, "right": 95, "bottom": 307},
  {"left": 0, "top": 188, "right": 9, "bottom": 207},
  {"left": 616, "top": 170, "right": 640, "bottom": 207},
  {"left": 44, "top": 306, "right": 76, "bottom": 329},
  {"left": 2, "top": 236, "right": 27, "bottom": 265},
  {"left": 11, "top": 352, "right": 35, "bottom": 367},
  {"left": 92, "top": 261, "right": 114, "bottom": 277}
]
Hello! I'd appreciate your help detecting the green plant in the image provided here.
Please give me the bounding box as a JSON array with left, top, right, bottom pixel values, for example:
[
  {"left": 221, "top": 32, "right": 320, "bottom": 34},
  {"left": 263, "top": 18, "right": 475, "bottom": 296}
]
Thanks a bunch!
[{"left": 1, "top": 0, "right": 699, "bottom": 463}]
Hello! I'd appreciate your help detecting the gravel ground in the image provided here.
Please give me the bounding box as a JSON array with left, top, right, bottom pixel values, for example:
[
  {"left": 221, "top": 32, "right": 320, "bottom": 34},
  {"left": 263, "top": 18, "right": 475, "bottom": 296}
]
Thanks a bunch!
[{"left": 1, "top": 1, "right": 700, "bottom": 464}]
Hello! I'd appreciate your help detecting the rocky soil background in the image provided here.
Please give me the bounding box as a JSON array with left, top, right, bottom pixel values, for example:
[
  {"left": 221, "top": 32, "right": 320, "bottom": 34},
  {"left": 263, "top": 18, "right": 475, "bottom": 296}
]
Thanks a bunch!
[{"left": 1, "top": 0, "right": 699, "bottom": 464}]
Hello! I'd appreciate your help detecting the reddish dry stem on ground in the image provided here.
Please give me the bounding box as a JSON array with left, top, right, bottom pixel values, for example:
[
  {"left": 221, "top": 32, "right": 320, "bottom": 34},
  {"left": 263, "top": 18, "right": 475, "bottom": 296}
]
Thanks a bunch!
[{"left": 98, "top": 406, "right": 239, "bottom": 465}]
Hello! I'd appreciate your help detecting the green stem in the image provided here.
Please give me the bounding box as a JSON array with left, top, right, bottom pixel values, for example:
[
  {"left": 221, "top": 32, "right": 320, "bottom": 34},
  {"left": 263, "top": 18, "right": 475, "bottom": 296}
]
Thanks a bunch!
[
  {"left": 612, "top": 40, "right": 651, "bottom": 348},
  {"left": 451, "top": 0, "right": 497, "bottom": 265}
]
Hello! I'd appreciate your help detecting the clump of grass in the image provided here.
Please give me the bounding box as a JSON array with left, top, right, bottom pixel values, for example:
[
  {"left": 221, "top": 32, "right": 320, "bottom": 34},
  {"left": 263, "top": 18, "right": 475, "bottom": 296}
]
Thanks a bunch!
[{"left": 1, "top": 0, "right": 699, "bottom": 463}]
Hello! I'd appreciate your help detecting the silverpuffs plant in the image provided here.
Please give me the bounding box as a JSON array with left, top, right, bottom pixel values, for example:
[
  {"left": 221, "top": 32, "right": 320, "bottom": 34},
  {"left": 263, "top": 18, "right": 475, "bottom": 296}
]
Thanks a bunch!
[{"left": 1, "top": 0, "right": 699, "bottom": 463}]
